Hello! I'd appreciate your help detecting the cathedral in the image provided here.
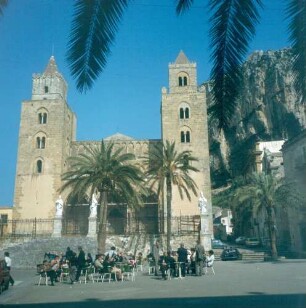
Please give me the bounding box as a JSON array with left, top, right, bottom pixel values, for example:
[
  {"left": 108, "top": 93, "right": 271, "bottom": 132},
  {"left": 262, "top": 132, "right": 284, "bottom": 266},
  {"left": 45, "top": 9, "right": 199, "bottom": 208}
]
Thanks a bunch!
[{"left": 13, "top": 51, "right": 213, "bottom": 241}]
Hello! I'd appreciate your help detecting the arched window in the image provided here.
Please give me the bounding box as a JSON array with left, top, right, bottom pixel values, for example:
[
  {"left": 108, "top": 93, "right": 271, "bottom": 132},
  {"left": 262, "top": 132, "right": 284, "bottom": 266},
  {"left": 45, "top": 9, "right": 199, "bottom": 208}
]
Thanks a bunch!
[
  {"left": 186, "top": 131, "right": 190, "bottom": 143},
  {"left": 180, "top": 131, "right": 185, "bottom": 143},
  {"left": 183, "top": 76, "right": 188, "bottom": 86},
  {"left": 36, "top": 160, "right": 43, "bottom": 173},
  {"left": 44, "top": 86, "right": 49, "bottom": 93},
  {"left": 36, "top": 136, "right": 46, "bottom": 149},
  {"left": 178, "top": 73, "right": 189, "bottom": 87},
  {"left": 180, "top": 130, "right": 191, "bottom": 143},
  {"left": 38, "top": 113, "right": 47, "bottom": 124},
  {"left": 185, "top": 108, "right": 189, "bottom": 119},
  {"left": 178, "top": 77, "right": 183, "bottom": 87},
  {"left": 179, "top": 104, "right": 190, "bottom": 120},
  {"left": 180, "top": 108, "right": 184, "bottom": 119}
]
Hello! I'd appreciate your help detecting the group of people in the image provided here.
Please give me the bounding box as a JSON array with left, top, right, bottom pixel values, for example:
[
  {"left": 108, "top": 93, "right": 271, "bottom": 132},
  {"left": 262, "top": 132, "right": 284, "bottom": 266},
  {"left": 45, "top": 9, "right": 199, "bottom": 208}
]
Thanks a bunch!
[
  {"left": 40, "top": 246, "right": 92, "bottom": 286},
  {"left": 150, "top": 240, "right": 215, "bottom": 280},
  {"left": 39, "top": 245, "right": 141, "bottom": 285}
]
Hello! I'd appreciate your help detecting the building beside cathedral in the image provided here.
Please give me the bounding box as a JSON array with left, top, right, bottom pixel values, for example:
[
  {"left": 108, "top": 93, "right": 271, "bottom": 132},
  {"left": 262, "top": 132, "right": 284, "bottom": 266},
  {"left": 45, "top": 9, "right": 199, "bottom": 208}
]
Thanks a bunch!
[{"left": 12, "top": 51, "right": 213, "bottom": 242}]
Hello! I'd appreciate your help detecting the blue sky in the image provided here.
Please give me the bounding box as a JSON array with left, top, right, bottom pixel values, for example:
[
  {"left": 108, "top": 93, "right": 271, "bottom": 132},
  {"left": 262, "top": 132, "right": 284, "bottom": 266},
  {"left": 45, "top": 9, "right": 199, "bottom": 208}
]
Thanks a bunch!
[{"left": 0, "top": 0, "right": 290, "bottom": 206}]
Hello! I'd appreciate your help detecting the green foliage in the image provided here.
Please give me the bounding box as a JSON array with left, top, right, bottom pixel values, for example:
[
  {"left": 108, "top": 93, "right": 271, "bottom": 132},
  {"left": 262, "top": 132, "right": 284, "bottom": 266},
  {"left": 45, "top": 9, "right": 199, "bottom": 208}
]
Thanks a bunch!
[
  {"left": 144, "top": 140, "right": 199, "bottom": 250},
  {"left": 61, "top": 140, "right": 146, "bottom": 252},
  {"left": 145, "top": 140, "right": 199, "bottom": 201},
  {"left": 0, "top": 0, "right": 7, "bottom": 17},
  {"left": 66, "top": 0, "right": 129, "bottom": 92}
]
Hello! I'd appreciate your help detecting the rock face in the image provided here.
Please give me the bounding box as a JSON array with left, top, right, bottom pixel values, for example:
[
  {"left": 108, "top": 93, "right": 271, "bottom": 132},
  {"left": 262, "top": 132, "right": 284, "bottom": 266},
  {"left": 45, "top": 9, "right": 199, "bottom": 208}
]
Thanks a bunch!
[{"left": 206, "top": 48, "right": 306, "bottom": 187}]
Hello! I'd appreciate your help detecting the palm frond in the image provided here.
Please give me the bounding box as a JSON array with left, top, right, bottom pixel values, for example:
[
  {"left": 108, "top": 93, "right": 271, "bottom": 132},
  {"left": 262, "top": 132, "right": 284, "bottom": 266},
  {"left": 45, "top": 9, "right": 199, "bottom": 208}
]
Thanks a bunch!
[
  {"left": 66, "top": 0, "right": 129, "bottom": 92},
  {"left": 208, "top": 0, "right": 263, "bottom": 129},
  {"left": 0, "top": 0, "right": 7, "bottom": 17},
  {"left": 286, "top": 0, "right": 306, "bottom": 101},
  {"left": 175, "top": 0, "right": 194, "bottom": 15}
]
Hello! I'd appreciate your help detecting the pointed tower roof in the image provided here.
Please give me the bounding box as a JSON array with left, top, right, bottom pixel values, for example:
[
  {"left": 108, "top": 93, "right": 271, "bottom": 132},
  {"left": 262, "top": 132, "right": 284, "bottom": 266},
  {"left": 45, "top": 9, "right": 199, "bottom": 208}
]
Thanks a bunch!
[
  {"left": 175, "top": 50, "right": 190, "bottom": 64},
  {"left": 43, "top": 56, "right": 59, "bottom": 75}
]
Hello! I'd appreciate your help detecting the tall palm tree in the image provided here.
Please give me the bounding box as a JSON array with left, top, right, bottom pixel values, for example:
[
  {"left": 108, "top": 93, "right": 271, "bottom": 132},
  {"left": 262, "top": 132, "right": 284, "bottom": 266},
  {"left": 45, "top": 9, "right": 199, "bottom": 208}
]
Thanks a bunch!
[
  {"left": 66, "top": 0, "right": 305, "bottom": 129},
  {"left": 233, "top": 172, "right": 301, "bottom": 260},
  {"left": 61, "top": 140, "right": 146, "bottom": 253},
  {"left": 144, "top": 140, "right": 199, "bottom": 251}
]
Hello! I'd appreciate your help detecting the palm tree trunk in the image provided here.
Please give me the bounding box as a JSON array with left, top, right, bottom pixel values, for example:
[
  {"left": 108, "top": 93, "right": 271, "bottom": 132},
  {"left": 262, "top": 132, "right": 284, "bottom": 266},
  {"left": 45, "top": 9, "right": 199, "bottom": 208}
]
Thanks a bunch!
[
  {"left": 98, "top": 191, "right": 108, "bottom": 253},
  {"left": 166, "top": 176, "right": 172, "bottom": 252},
  {"left": 267, "top": 208, "right": 278, "bottom": 260}
]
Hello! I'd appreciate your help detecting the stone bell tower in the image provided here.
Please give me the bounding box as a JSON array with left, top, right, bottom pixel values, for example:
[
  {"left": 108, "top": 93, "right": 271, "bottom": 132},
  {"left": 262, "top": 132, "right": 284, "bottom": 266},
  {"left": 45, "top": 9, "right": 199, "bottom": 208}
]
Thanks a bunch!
[
  {"left": 13, "top": 56, "right": 76, "bottom": 220},
  {"left": 161, "top": 51, "right": 213, "bottom": 247}
]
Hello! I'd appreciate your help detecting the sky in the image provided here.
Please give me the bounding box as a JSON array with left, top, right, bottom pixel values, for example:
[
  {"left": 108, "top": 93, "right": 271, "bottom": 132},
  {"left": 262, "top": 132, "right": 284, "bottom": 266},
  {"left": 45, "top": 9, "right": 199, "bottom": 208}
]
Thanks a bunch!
[{"left": 0, "top": 0, "right": 290, "bottom": 206}]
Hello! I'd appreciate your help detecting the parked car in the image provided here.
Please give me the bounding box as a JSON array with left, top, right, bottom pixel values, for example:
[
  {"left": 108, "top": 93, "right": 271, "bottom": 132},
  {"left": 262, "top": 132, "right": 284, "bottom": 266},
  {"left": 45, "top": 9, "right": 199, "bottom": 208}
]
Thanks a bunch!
[
  {"left": 245, "top": 237, "right": 261, "bottom": 247},
  {"left": 220, "top": 248, "right": 242, "bottom": 261},
  {"left": 211, "top": 239, "right": 226, "bottom": 249},
  {"left": 0, "top": 259, "right": 9, "bottom": 294},
  {"left": 235, "top": 236, "right": 246, "bottom": 245}
]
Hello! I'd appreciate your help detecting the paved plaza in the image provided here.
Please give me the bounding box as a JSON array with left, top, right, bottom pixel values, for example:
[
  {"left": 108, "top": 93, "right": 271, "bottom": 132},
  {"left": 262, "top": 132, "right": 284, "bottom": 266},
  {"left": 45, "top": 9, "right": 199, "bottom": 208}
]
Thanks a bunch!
[{"left": 0, "top": 259, "right": 305, "bottom": 308}]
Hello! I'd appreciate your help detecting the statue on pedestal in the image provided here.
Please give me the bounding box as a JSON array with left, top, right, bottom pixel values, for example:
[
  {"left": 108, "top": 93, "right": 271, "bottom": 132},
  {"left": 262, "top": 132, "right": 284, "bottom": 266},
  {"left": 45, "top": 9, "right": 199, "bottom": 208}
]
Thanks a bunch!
[
  {"left": 89, "top": 194, "right": 98, "bottom": 218},
  {"left": 55, "top": 195, "right": 63, "bottom": 217},
  {"left": 198, "top": 192, "right": 208, "bottom": 214}
]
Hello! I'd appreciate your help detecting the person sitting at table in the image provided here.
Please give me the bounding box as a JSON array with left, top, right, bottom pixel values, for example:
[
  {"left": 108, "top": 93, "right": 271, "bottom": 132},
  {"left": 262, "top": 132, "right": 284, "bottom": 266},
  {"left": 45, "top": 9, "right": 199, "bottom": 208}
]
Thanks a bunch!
[
  {"left": 158, "top": 252, "right": 169, "bottom": 280},
  {"left": 50, "top": 255, "right": 61, "bottom": 281},
  {"left": 103, "top": 254, "right": 123, "bottom": 281},
  {"left": 166, "top": 251, "right": 176, "bottom": 278},
  {"left": 94, "top": 254, "right": 104, "bottom": 273},
  {"left": 42, "top": 260, "right": 57, "bottom": 286}
]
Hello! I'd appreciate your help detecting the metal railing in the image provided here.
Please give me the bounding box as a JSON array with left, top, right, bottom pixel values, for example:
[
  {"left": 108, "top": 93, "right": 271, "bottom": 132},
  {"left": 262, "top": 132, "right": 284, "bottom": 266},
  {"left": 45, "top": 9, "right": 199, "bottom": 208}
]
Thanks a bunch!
[{"left": 0, "top": 215, "right": 200, "bottom": 240}]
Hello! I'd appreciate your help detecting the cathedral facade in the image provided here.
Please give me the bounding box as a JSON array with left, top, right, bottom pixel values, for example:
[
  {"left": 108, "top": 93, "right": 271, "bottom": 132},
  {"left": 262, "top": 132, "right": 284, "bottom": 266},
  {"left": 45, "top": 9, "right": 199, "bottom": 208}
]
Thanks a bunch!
[{"left": 13, "top": 51, "right": 212, "bottom": 239}]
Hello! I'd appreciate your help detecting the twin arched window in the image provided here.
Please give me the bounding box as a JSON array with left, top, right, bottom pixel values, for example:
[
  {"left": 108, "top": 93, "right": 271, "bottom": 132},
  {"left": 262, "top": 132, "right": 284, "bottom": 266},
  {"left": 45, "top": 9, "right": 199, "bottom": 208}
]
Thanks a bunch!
[
  {"left": 178, "top": 76, "right": 188, "bottom": 87},
  {"left": 179, "top": 107, "right": 189, "bottom": 119},
  {"left": 181, "top": 131, "right": 191, "bottom": 143},
  {"left": 38, "top": 112, "right": 48, "bottom": 124},
  {"left": 36, "top": 136, "right": 46, "bottom": 149}
]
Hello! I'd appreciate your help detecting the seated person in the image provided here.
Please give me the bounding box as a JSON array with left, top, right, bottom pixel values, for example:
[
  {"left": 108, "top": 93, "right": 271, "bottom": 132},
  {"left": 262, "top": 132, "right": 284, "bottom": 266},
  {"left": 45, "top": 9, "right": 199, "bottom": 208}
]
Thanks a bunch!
[
  {"left": 94, "top": 254, "right": 104, "bottom": 273},
  {"left": 159, "top": 252, "right": 169, "bottom": 280},
  {"left": 206, "top": 250, "right": 215, "bottom": 267},
  {"left": 103, "top": 255, "right": 122, "bottom": 280},
  {"left": 50, "top": 255, "right": 61, "bottom": 280},
  {"left": 166, "top": 251, "right": 176, "bottom": 277},
  {"left": 42, "top": 260, "right": 57, "bottom": 286}
]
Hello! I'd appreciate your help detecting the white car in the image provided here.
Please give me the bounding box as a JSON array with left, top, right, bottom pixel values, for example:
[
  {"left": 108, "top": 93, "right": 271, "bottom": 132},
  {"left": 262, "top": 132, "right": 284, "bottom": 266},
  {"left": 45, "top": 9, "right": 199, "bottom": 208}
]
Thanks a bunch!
[
  {"left": 245, "top": 237, "right": 261, "bottom": 247},
  {"left": 235, "top": 236, "right": 246, "bottom": 245}
]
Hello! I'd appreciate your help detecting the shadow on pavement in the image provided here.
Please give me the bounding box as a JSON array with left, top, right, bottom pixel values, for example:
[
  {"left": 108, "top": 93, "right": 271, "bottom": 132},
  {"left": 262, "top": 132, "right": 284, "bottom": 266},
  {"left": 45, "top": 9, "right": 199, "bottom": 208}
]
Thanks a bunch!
[{"left": 0, "top": 293, "right": 305, "bottom": 308}]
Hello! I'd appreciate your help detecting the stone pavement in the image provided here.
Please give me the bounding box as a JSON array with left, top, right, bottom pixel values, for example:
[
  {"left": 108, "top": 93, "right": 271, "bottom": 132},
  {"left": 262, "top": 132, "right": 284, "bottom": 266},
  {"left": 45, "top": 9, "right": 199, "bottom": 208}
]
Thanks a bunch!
[{"left": 0, "top": 259, "right": 305, "bottom": 308}]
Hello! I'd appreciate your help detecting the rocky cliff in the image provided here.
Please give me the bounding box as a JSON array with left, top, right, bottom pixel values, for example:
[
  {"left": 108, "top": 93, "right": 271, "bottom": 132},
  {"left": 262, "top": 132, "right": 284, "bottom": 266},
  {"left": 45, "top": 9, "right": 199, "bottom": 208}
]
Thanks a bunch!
[{"left": 205, "top": 48, "right": 306, "bottom": 187}]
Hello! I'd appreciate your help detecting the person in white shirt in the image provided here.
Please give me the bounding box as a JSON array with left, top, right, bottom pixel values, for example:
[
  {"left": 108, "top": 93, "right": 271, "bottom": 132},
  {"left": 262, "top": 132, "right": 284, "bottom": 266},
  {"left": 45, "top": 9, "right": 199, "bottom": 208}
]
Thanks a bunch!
[
  {"left": 206, "top": 250, "right": 215, "bottom": 267},
  {"left": 4, "top": 252, "right": 14, "bottom": 286}
]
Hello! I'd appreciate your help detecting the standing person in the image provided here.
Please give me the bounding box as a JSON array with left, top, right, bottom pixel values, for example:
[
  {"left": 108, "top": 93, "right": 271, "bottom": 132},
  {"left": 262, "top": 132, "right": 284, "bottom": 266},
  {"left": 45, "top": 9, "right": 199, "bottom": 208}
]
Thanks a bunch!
[
  {"left": 195, "top": 239, "right": 205, "bottom": 276},
  {"left": 69, "top": 252, "right": 78, "bottom": 284},
  {"left": 152, "top": 240, "right": 160, "bottom": 276},
  {"left": 4, "top": 252, "right": 14, "bottom": 286},
  {"left": 177, "top": 243, "right": 188, "bottom": 277},
  {"left": 75, "top": 246, "right": 86, "bottom": 282},
  {"left": 65, "top": 247, "right": 74, "bottom": 262}
]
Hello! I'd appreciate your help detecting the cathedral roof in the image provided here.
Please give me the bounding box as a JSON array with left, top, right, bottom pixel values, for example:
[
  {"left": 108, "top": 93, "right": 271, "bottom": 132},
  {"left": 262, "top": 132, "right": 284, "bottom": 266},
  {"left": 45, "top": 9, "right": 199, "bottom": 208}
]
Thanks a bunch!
[
  {"left": 43, "top": 56, "right": 60, "bottom": 75},
  {"left": 104, "top": 133, "right": 134, "bottom": 141},
  {"left": 175, "top": 50, "right": 190, "bottom": 64}
]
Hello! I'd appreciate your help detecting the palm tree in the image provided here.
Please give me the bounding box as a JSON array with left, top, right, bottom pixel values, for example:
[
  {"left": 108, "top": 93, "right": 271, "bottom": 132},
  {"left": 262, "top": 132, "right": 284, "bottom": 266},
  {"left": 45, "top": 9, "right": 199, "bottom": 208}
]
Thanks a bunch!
[
  {"left": 61, "top": 140, "right": 146, "bottom": 253},
  {"left": 66, "top": 0, "right": 305, "bottom": 129},
  {"left": 144, "top": 140, "right": 199, "bottom": 251},
  {"left": 233, "top": 172, "right": 301, "bottom": 260}
]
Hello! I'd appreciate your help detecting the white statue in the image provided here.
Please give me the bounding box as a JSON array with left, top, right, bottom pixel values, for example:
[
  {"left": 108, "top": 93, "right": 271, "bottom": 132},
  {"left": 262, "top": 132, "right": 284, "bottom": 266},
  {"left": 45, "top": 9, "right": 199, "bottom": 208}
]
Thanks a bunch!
[
  {"left": 198, "top": 192, "right": 208, "bottom": 214},
  {"left": 89, "top": 194, "right": 98, "bottom": 218},
  {"left": 55, "top": 195, "right": 63, "bottom": 217}
]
